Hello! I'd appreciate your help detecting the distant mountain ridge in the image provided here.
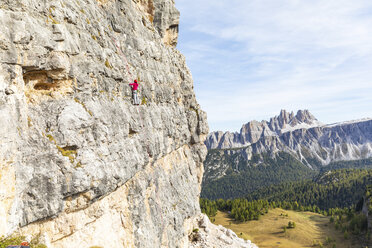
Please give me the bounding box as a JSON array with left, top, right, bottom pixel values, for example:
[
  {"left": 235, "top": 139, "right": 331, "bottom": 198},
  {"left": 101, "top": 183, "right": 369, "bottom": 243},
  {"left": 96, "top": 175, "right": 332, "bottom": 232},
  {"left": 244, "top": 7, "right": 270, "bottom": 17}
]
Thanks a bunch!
[
  {"left": 206, "top": 110, "right": 323, "bottom": 150},
  {"left": 204, "top": 110, "right": 372, "bottom": 182}
]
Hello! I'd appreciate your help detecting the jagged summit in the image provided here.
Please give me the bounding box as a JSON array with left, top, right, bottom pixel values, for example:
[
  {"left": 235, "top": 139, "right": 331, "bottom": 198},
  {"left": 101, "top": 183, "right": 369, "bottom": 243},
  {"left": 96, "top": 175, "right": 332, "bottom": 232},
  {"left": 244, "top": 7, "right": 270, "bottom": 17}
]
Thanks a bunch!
[
  {"left": 206, "top": 109, "right": 322, "bottom": 149},
  {"left": 267, "top": 109, "right": 321, "bottom": 133},
  {"left": 274, "top": 109, "right": 318, "bottom": 126},
  {"left": 295, "top": 109, "right": 317, "bottom": 124}
]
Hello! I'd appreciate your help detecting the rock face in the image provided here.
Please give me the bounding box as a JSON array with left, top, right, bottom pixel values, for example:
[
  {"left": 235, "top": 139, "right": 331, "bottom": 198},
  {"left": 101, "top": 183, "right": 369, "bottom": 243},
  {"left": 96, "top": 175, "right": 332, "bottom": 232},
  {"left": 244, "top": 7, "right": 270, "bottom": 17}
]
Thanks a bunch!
[
  {"left": 204, "top": 110, "right": 372, "bottom": 181},
  {"left": 189, "top": 214, "right": 258, "bottom": 248},
  {"left": 0, "top": 0, "right": 254, "bottom": 247}
]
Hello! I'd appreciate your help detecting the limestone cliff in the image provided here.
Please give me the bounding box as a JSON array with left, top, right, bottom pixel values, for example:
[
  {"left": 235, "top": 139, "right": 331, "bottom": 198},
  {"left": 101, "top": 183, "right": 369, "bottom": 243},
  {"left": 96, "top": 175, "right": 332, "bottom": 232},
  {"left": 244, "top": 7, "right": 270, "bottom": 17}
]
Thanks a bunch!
[
  {"left": 0, "top": 0, "right": 257, "bottom": 247},
  {"left": 0, "top": 0, "right": 259, "bottom": 247}
]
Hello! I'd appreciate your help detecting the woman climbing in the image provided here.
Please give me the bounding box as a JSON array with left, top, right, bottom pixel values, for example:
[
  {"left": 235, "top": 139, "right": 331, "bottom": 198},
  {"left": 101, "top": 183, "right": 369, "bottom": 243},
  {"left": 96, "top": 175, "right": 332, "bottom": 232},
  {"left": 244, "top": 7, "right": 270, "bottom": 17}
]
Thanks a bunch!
[{"left": 129, "top": 79, "right": 140, "bottom": 105}]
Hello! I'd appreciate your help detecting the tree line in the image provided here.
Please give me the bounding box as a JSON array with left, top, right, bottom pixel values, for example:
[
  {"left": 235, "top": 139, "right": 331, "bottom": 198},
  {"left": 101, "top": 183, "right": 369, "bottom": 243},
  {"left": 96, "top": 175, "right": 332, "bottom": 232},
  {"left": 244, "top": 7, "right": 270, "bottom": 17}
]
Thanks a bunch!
[
  {"left": 200, "top": 198, "right": 351, "bottom": 222},
  {"left": 246, "top": 169, "right": 372, "bottom": 210},
  {"left": 202, "top": 152, "right": 316, "bottom": 199}
]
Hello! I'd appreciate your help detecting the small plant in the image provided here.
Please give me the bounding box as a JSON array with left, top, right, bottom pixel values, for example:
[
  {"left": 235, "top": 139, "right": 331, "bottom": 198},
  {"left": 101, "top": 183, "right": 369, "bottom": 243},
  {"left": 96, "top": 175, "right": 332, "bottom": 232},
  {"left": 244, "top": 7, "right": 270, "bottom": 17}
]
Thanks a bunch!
[
  {"left": 343, "top": 230, "right": 349, "bottom": 240},
  {"left": 312, "top": 240, "right": 324, "bottom": 248},
  {"left": 192, "top": 228, "right": 199, "bottom": 233},
  {"left": 105, "top": 59, "right": 112, "bottom": 69},
  {"left": 335, "top": 223, "right": 339, "bottom": 230},
  {"left": 287, "top": 221, "right": 296, "bottom": 228},
  {"left": 325, "top": 236, "right": 334, "bottom": 245},
  {"left": 57, "top": 145, "right": 77, "bottom": 163},
  {"left": 0, "top": 234, "right": 47, "bottom": 248},
  {"left": 348, "top": 213, "right": 368, "bottom": 234},
  {"left": 46, "top": 134, "right": 56, "bottom": 143},
  {"left": 0, "top": 235, "right": 24, "bottom": 248},
  {"left": 141, "top": 96, "right": 147, "bottom": 105},
  {"left": 75, "top": 161, "right": 82, "bottom": 168},
  {"left": 44, "top": 133, "right": 77, "bottom": 164},
  {"left": 48, "top": 15, "right": 59, "bottom": 24},
  {"left": 33, "top": 244, "right": 47, "bottom": 248}
]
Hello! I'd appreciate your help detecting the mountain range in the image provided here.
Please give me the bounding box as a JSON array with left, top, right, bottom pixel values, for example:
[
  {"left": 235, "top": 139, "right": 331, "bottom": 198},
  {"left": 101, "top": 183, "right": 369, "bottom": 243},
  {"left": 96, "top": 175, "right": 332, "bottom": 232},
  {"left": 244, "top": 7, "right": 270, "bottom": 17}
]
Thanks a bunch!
[{"left": 202, "top": 110, "right": 372, "bottom": 198}]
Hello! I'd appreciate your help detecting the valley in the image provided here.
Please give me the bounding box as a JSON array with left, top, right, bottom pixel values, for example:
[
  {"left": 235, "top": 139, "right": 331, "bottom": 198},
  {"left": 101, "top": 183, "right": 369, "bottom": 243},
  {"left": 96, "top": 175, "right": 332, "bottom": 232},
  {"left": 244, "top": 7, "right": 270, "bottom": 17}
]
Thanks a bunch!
[
  {"left": 201, "top": 110, "right": 372, "bottom": 247},
  {"left": 202, "top": 110, "right": 372, "bottom": 200},
  {"left": 214, "top": 209, "right": 358, "bottom": 248}
]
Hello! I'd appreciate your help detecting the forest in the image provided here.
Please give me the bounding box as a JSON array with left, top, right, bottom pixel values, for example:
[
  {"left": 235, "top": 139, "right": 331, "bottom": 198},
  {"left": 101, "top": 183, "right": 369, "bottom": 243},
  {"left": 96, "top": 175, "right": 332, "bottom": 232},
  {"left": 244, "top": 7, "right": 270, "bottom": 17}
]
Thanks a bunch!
[
  {"left": 202, "top": 152, "right": 372, "bottom": 200},
  {"left": 201, "top": 168, "right": 372, "bottom": 240},
  {"left": 202, "top": 152, "right": 316, "bottom": 199},
  {"left": 246, "top": 169, "right": 372, "bottom": 209}
]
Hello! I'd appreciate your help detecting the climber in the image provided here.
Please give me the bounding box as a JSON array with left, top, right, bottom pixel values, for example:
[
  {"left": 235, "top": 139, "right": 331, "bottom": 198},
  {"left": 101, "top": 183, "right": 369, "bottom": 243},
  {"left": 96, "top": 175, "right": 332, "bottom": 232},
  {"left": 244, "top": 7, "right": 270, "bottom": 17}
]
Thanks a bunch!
[{"left": 129, "top": 79, "right": 140, "bottom": 105}]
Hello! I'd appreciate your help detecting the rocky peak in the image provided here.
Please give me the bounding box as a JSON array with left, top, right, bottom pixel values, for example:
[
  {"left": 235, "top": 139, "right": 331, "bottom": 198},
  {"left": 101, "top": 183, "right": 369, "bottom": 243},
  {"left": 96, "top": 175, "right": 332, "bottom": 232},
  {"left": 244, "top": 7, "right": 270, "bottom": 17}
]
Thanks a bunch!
[
  {"left": 269, "top": 109, "right": 290, "bottom": 130},
  {"left": 295, "top": 109, "right": 317, "bottom": 124},
  {"left": 269, "top": 109, "right": 318, "bottom": 131},
  {"left": 206, "top": 110, "right": 322, "bottom": 149},
  {"left": 278, "top": 109, "right": 291, "bottom": 124}
]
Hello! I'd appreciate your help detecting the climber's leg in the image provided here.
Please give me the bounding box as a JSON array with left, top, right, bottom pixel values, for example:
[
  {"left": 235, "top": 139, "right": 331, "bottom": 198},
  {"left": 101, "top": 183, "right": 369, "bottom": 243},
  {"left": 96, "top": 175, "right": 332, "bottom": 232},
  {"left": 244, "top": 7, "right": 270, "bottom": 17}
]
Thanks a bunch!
[
  {"left": 136, "top": 92, "right": 140, "bottom": 105},
  {"left": 133, "top": 91, "right": 139, "bottom": 105}
]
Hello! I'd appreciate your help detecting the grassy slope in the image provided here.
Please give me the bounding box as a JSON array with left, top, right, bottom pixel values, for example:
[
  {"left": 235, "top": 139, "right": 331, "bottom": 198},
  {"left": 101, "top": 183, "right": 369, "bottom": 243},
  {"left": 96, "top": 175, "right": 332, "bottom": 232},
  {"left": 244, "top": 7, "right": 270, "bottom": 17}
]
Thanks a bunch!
[{"left": 214, "top": 209, "right": 359, "bottom": 248}]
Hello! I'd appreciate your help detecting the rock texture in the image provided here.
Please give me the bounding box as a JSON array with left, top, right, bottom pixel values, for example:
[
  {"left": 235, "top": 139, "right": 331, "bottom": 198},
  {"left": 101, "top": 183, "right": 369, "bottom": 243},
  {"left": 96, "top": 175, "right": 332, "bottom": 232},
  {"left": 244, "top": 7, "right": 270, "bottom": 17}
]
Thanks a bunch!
[
  {"left": 189, "top": 214, "right": 258, "bottom": 248},
  {"left": 0, "top": 0, "right": 255, "bottom": 247},
  {"left": 204, "top": 110, "right": 372, "bottom": 181}
]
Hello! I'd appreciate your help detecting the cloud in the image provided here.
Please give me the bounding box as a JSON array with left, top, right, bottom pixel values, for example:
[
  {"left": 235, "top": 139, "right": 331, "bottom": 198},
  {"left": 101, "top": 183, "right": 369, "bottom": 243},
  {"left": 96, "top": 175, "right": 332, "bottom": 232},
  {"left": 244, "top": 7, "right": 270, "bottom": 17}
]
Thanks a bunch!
[{"left": 176, "top": 0, "right": 372, "bottom": 132}]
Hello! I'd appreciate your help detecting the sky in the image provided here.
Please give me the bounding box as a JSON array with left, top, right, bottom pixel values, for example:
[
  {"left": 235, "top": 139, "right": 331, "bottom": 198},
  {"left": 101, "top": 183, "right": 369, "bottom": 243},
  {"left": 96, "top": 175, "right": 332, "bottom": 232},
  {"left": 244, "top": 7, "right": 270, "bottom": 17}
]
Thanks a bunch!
[{"left": 175, "top": 0, "right": 372, "bottom": 132}]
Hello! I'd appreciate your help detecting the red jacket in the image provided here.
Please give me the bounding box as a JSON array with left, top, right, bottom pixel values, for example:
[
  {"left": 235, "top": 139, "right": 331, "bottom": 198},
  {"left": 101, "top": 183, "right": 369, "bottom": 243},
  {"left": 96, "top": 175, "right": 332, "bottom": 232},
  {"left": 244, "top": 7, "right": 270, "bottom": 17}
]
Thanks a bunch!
[{"left": 129, "top": 82, "right": 138, "bottom": 91}]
